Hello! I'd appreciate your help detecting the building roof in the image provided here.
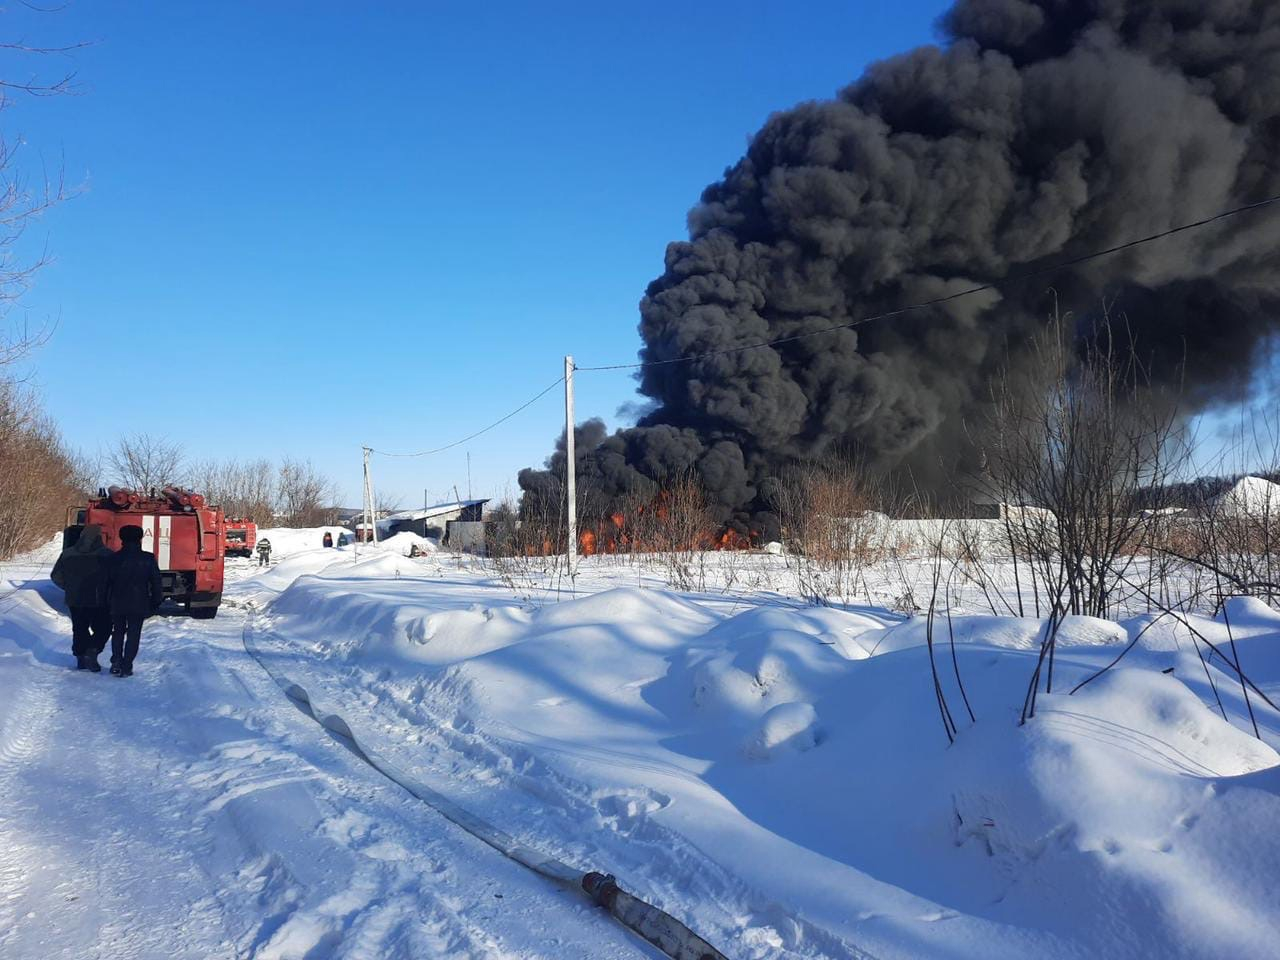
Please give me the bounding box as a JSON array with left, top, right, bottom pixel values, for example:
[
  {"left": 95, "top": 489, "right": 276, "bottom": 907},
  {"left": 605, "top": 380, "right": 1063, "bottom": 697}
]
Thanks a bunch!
[{"left": 383, "top": 499, "right": 489, "bottom": 523}]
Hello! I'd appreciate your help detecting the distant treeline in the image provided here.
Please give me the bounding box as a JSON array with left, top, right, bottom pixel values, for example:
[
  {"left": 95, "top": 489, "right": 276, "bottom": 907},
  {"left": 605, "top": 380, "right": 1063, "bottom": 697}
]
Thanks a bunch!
[{"left": 0, "top": 381, "right": 88, "bottom": 559}]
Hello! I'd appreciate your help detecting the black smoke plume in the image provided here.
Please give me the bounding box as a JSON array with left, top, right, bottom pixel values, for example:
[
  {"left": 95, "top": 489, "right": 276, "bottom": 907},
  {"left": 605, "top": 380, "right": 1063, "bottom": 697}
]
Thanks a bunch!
[{"left": 521, "top": 0, "right": 1280, "bottom": 534}]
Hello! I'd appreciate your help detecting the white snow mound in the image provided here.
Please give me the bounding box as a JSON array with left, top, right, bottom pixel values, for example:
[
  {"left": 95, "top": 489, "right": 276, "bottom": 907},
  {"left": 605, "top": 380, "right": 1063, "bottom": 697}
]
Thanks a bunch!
[
  {"left": 1213, "top": 475, "right": 1280, "bottom": 517},
  {"left": 744, "top": 701, "right": 823, "bottom": 759}
]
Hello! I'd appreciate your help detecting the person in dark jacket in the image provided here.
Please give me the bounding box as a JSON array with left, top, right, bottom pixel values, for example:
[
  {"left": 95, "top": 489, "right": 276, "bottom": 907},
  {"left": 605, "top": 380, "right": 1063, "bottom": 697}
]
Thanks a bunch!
[
  {"left": 322, "top": 531, "right": 333, "bottom": 548},
  {"left": 105, "top": 524, "right": 163, "bottom": 677},
  {"left": 256, "top": 537, "right": 272, "bottom": 566},
  {"left": 50, "top": 524, "right": 113, "bottom": 671}
]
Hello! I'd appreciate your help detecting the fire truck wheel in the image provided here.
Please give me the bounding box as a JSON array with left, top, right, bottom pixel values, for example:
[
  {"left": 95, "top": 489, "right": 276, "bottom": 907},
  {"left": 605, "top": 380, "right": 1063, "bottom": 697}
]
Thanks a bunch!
[{"left": 190, "top": 606, "right": 218, "bottom": 620}]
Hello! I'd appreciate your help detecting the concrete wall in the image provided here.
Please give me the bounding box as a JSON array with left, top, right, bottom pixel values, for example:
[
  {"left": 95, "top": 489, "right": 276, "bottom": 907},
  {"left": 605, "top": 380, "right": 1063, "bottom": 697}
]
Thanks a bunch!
[{"left": 447, "top": 520, "right": 488, "bottom": 554}]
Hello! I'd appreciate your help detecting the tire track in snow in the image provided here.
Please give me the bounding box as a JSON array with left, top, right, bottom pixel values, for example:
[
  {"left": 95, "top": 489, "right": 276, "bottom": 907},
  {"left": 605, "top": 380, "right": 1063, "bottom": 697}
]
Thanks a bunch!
[
  {"left": 0, "top": 669, "right": 54, "bottom": 780},
  {"left": 154, "top": 610, "right": 657, "bottom": 960},
  {"left": 0, "top": 608, "right": 238, "bottom": 959}
]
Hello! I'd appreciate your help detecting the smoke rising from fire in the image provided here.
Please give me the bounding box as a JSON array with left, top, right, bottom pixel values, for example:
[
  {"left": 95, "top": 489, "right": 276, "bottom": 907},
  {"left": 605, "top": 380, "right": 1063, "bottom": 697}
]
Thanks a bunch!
[{"left": 520, "top": 0, "right": 1280, "bottom": 531}]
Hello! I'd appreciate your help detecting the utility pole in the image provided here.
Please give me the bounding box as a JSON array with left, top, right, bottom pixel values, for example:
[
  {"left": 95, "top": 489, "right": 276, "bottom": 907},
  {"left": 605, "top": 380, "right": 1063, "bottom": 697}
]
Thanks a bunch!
[
  {"left": 361, "top": 447, "right": 371, "bottom": 553},
  {"left": 363, "top": 446, "right": 379, "bottom": 545},
  {"left": 370, "top": 457, "right": 379, "bottom": 544},
  {"left": 353, "top": 451, "right": 361, "bottom": 562},
  {"left": 564, "top": 355, "right": 577, "bottom": 577},
  {"left": 467, "top": 451, "right": 472, "bottom": 501}
]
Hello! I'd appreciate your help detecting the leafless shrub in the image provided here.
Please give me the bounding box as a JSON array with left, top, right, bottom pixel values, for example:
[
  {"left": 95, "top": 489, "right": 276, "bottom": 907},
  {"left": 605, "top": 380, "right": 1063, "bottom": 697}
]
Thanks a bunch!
[
  {"left": 489, "top": 491, "right": 571, "bottom": 601},
  {"left": 977, "top": 308, "right": 1188, "bottom": 720},
  {"left": 979, "top": 311, "right": 1189, "bottom": 614},
  {"left": 485, "top": 498, "right": 539, "bottom": 598},
  {"left": 923, "top": 519, "right": 978, "bottom": 744},
  {"left": 484, "top": 499, "right": 521, "bottom": 556},
  {"left": 650, "top": 471, "right": 712, "bottom": 591},
  {"left": 1069, "top": 565, "right": 1280, "bottom": 739},
  {"left": 769, "top": 454, "right": 886, "bottom": 606},
  {"left": 0, "top": 381, "right": 79, "bottom": 557},
  {"left": 1159, "top": 411, "right": 1280, "bottom": 609},
  {"left": 947, "top": 518, "right": 1020, "bottom": 617}
]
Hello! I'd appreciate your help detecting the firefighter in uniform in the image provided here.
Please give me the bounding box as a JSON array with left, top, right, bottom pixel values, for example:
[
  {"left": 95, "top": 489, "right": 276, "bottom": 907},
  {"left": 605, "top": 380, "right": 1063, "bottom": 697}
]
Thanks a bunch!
[
  {"left": 50, "top": 524, "right": 113, "bottom": 671},
  {"left": 104, "top": 524, "right": 163, "bottom": 677},
  {"left": 256, "top": 537, "right": 272, "bottom": 566}
]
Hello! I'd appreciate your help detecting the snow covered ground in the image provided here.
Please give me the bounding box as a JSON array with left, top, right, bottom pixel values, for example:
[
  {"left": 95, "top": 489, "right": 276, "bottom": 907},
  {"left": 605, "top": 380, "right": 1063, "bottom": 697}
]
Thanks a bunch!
[
  {"left": 3, "top": 532, "right": 1280, "bottom": 958},
  {"left": 0, "top": 544, "right": 656, "bottom": 960}
]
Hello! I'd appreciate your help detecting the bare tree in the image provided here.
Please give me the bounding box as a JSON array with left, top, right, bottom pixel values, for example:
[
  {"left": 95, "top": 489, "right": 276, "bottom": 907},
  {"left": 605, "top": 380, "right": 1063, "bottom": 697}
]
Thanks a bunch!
[
  {"left": 978, "top": 309, "right": 1188, "bottom": 721},
  {"left": 0, "top": 29, "right": 85, "bottom": 368},
  {"left": 186, "top": 457, "right": 223, "bottom": 504},
  {"left": 107, "top": 433, "right": 185, "bottom": 493},
  {"left": 0, "top": 20, "right": 88, "bottom": 557},
  {"left": 237, "top": 458, "right": 281, "bottom": 522},
  {"left": 66, "top": 447, "right": 101, "bottom": 498},
  {"left": 191, "top": 457, "right": 277, "bottom": 521},
  {"left": 276, "top": 457, "right": 338, "bottom": 527}
]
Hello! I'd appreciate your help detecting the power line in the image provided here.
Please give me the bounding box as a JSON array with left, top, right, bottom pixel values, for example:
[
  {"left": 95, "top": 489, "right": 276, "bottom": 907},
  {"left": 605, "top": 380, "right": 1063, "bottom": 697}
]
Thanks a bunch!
[
  {"left": 365, "top": 193, "right": 1280, "bottom": 463},
  {"left": 575, "top": 193, "right": 1280, "bottom": 372},
  {"left": 369, "top": 375, "right": 566, "bottom": 458}
]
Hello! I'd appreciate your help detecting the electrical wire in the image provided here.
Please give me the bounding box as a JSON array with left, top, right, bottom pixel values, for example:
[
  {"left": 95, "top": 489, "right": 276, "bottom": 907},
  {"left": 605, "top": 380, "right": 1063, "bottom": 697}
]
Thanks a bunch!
[
  {"left": 575, "top": 193, "right": 1280, "bottom": 372},
  {"left": 369, "top": 375, "right": 565, "bottom": 458},
  {"left": 365, "top": 193, "right": 1280, "bottom": 460}
]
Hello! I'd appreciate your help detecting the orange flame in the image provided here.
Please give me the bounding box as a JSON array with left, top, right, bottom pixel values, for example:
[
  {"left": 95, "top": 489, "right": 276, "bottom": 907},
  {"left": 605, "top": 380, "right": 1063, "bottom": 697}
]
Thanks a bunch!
[
  {"left": 717, "top": 528, "right": 752, "bottom": 550},
  {"left": 566, "top": 507, "right": 754, "bottom": 556}
]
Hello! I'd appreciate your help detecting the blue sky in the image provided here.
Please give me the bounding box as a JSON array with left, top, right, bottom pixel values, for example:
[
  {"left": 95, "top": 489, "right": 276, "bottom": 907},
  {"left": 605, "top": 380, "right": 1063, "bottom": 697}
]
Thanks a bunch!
[{"left": 10, "top": 1, "right": 957, "bottom": 505}]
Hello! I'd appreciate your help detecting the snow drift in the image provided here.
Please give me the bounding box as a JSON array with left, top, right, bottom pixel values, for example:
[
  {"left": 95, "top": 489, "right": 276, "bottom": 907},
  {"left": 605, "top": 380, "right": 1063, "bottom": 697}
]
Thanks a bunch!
[{"left": 245, "top": 548, "right": 1280, "bottom": 958}]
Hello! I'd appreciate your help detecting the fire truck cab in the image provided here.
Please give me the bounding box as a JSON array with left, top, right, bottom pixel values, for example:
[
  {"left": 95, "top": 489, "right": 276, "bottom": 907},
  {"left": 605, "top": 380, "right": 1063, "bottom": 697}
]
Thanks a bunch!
[{"left": 65, "top": 485, "right": 226, "bottom": 619}]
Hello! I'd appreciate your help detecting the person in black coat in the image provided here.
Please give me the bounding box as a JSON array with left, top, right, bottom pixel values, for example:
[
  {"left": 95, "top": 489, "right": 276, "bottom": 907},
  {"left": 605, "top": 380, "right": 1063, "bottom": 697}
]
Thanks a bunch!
[
  {"left": 105, "top": 524, "right": 163, "bottom": 677},
  {"left": 50, "top": 524, "right": 113, "bottom": 671}
]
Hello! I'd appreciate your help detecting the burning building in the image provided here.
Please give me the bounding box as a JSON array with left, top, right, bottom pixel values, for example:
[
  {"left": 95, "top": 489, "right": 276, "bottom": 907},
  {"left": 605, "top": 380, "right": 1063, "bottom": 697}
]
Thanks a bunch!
[{"left": 521, "top": 0, "right": 1280, "bottom": 536}]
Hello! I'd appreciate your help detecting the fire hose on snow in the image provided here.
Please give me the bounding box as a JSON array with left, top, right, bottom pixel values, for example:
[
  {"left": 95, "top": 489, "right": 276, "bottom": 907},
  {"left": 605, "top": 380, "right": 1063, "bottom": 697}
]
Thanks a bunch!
[{"left": 240, "top": 615, "right": 728, "bottom": 960}]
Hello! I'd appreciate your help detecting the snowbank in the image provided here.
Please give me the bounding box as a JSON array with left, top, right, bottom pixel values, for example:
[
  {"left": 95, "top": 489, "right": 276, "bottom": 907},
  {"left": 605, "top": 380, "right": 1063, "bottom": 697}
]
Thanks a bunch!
[
  {"left": 377, "top": 530, "right": 438, "bottom": 556},
  {"left": 252, "top": 561, "right": 1280, "bottom": 958},
  {"left": 0, "top": 534, "right": 63, "bottom": 580}
]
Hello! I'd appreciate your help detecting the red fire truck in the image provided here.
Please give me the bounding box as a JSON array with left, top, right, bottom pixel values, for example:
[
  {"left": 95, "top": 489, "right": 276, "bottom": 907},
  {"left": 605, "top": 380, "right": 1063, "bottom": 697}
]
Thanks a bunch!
[
  {"left": 223, "top": 519, "right": 257, "bottom": 558},
  {"left": 65, "top": 485, "right": 226, "bottom": 619}
]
